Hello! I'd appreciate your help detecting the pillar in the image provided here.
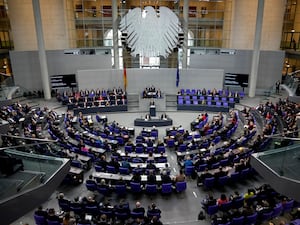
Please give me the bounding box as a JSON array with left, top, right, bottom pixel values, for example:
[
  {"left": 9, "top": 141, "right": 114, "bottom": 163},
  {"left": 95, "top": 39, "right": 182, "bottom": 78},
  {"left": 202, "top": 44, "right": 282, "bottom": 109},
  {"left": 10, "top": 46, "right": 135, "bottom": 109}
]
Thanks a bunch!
[
  {"left": 32, "top": 0, "right": 51, "bottom": 100},
  {"left": 112, "top": 0, "right": 119, "bottom": 69},
  {"left": 248, "top": 0, "right": 264, "bottom": 98},
  {"left": 182, "top": 0, "right": 189, "bottom": 69}
]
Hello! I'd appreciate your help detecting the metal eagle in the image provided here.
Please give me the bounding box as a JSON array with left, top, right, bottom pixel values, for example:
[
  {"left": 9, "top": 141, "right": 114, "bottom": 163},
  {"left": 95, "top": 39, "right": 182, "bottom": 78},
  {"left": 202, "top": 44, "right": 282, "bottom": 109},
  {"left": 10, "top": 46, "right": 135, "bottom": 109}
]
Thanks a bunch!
[{"left": 120, "top": 6, "right": 183, "bottom": 58}]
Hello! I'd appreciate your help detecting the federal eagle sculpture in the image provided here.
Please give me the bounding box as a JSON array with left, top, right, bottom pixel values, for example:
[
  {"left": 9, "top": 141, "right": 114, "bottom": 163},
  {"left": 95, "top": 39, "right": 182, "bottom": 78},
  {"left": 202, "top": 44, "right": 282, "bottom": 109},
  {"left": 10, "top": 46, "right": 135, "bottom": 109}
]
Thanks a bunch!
[{"left": 120, "top": 6, "right": 183, "bottom": 58}]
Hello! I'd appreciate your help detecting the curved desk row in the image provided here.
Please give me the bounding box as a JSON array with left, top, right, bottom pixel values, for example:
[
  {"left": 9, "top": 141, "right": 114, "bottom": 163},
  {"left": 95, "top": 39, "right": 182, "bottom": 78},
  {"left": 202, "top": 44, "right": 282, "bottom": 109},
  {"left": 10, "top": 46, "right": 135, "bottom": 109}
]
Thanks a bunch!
[
  {"left": 177, "top": 104, "right": 229, "bottom": 112},
  {"left": 134, "top": 118, "right": 173, "bottom": 127},
  {"left": 72, "top": 105, "right": 128, "bottom": 115}
]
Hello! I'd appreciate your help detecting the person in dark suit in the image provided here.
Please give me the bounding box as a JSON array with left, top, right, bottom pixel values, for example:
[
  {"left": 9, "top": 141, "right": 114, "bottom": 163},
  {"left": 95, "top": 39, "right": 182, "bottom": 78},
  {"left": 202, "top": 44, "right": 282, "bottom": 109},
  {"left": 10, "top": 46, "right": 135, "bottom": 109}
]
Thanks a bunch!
[
  {"left": 132, "top": 201, "right": 145, "bottom": 215},
  {"left": 147, "top": 170, "right": 157, "bottom": 185},
  {"left": 131, "top": 172, "right": 142, "bottom": 183},
  {"left": 160, "top": 170, "right": 172, "bottom": 184},
  {"left": 214, "top": 166, "right": 228, "bottom": 180},
  {"left": 47, "top": 208, "right": 62, "bottom": 223},
  {"left": 34, "top": 205, "right": 48, "bottom": 218}
]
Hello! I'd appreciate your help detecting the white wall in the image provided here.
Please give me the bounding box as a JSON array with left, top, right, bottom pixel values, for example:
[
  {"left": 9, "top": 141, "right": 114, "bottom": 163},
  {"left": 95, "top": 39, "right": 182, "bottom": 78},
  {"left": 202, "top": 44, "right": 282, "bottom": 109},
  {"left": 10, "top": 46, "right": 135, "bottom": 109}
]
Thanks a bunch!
[
  {"left": 10, "top": 49, "right": 284, "bottom": 95},
  {"left": 76, "top": 68, "right": 224, "bottom": 94}
]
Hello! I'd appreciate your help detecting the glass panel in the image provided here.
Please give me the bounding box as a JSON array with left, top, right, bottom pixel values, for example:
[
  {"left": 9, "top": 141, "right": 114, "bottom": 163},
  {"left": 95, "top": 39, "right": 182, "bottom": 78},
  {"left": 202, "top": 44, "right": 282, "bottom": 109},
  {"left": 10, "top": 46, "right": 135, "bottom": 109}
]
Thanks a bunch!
[
  {"left": 257, "top": 142, "right": 300, "bottom": 181},
  {"left": 0, "top": 141, "right": 68, "bottom": 201}
]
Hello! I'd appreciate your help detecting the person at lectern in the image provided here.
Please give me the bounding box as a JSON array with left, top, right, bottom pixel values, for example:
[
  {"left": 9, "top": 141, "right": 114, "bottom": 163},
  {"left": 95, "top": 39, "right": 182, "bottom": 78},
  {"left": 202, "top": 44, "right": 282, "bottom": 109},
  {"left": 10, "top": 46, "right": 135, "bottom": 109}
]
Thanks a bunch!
[{"left": 150, "top": 100, "right": 155, "bottom": 106}]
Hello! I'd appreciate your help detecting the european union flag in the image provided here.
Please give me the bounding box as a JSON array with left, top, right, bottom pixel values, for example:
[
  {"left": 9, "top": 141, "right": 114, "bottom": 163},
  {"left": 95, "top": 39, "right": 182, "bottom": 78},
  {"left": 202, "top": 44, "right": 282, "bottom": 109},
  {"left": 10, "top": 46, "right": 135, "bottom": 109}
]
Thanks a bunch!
[{"left": 176, "top": 67, "right": 180, "bottom": 87}]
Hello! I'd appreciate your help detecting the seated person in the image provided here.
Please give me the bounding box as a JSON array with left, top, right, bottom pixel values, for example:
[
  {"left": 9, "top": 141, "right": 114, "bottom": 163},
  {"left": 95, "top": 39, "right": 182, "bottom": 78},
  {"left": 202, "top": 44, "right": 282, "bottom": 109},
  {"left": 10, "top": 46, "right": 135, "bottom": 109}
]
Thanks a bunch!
[
  {"left": 173, "top": 169, "right": 186, "bottom": 183},
  {"left": 217, "top": 194, "right": 228, "bottom": 206},
  {"left": 34, "top": 205, "right": 48, "bottom": 218},
  {"left": 202, "top": 193, "right": 217, "bottom": 210},
  {"left": 95, "top": 214, "right": 110, "bottom": 225},
  {"left": 131, "top": 171, "right": 142, "bottom": 183},
  {"left": 156, "top": 152, "right": 167, "bottom": 163},
  {"left": 107, "top": 158, "right": 120, "bottom": 172},
  {"left": 183, "top": 156, "right": 193, "bottom": 169},
  {"left": 47, "top": 208, "right": 62, "bottom": 223},
  {"left": 114, "top": 199, "right": 130, "bottom": 215},
  {"left": 132, "top": 201, "right": 146, "bottom": 215},
  {"left": 147, "top": 203, "right": 161, "bottom": 219},
  {"left": 121, "top": 158, "right": 131, "bottom": 171},
  {"left": 146, "top": 161, "right": 157, "bottom": 171},
  {"left": 214, "top": 166, "right": 228, "bottom": 180},
  {"left": 197, "top": 168, "right": 213, "bottom": 185},
  {"left": 160, "top": 170, "right": 172, "bottom": 184},
  {"left": 147, "top": 170, "right": 157, "bottom": 185}
]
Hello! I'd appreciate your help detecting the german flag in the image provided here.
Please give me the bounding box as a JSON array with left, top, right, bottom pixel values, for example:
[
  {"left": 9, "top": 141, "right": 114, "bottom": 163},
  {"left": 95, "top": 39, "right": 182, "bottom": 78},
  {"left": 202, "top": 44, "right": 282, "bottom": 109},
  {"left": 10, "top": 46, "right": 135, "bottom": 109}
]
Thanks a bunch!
[{"left": 123, "top": 64, "right": 127, "bottom": 91}]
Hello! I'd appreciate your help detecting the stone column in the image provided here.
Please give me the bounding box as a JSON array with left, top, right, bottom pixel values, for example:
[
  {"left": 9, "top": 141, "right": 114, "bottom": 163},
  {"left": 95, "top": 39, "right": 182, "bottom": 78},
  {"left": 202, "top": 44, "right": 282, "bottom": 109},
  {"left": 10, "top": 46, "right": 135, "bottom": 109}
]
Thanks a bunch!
[
  {"left": 182, "top": 0, "right": 189, "bottom": 69},
  {"left": 249, "top": 0, "right": 264, "bottom": 97},
  {"left": 112, "top": 0, "right": 119, "bottom": 69},
  {"left": 32, "top": 0, "right": 51, "bottom": 100}
]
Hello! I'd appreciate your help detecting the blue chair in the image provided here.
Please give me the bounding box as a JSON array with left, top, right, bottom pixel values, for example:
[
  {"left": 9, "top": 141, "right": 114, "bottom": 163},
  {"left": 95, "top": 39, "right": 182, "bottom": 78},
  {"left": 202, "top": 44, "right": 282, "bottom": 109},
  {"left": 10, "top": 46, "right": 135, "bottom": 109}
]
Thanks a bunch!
[
  {"left": 145, "top": 184, "right": 158, "bottom": 195},
  {"left": 211, "top": 162, "right": 220, "bottom": 169},
  {"left": 71, "top": 160, "right": 82, "bottom": 168},
  {"left": 97, "top": 185, "right": 110, "bottom": 196},
  {"left": 84, "top": 205, "right": 98, "bottom": 215},
  {"left": 261, "top": 211, "right": 273, "bottom": 222},
  {"left": 175, "top": 181, "right": 187, "bottom": 193},
  {"left": 150, "top": 130, "right": 158, "bottom": 138},
  {"left": 157, "top": 146, "right": 165, "bottom": 153},
  {"left": 136, "top": 146, "right": 144, "bottom": 153},
  {"left": 232, "top": 196, "right": 244, "bottom": 209},
  {"left": 115, "top": 211, "right": 130, "bottom": 221},
  {"left": 230, "top": 172, "right": 240, "bottom": 183},
  {"left": 203, "top": 177, "right": 215, "bottom": 189},
  {"left": 167, "top": 139, "right": 175, "bottom": 148},
  {"left": 207, "top": 205, "right": 219, "bottom": 218},
  {"left": 131, "top": 211, "right": 144, "bottom": 219},
  {"left": 130, "top": 182, "right": 142, "bottom": 194},
  {"left": 47, "top": 221, "right": 62, "bottom": 225},
  {"left": 115, "top": 184, "right": 127, "bottom": 197},
  {"left": 147, "top": 210, "right": 161, "bottom": 219},
  {"left": 218, "top": 176, "right": 229, "bottom": 186},
  {"left": 245, "top": 212, "right": 258, "bottom": 225},
  {"left": 34, "top": 214, "right": 47, "bottom": 225},
  {"left": 231, "top": 216, "right": 245, "bottom": 225},
  {"left": 119, "top": 167, "right": 130, "bottom": 175},
  {"left": 106, "top": 165, "right": 117, "bottom": 174},
  {"left": 272, "top": 203, "right": 282, "bottom": 219},
  {"left": 219, "top": 201, "right": 232, "bottom": 212},
  {"left": 124, "top": 145, "right": 133, "bottom": 153},
  {"left": 179, "top": 144, "right": 187, "bottom": 152},
  {"left": 282, "top": 199, "right": 294, "bottom": 214},
  {"left": 220, "top": 159, "right": 229, "bottom": 167},
  {"left": 94, "top": 165, "right": 103, "bottom": 172},
  {"left": 184, "top": 166, "right": 194, "bottom": 177},
  {"left": 161, "top": 183, "right": 173, "bottom": 195},
  {"left": 178, "top": 99, "right": 184, "bottom": 105},
  {"left": 85, "top": 182, "right": 97, "bottom": 192},
  {"left": 70, "top": 203, "right": 83, "bottom": 215},
  {"left": 99, "top": 209, "right": 114, "bottom": 219},
  {"left": 198, "top": 164, "right": 207, "bottom": 172},
  {"left": 240, "top": 168, "right": 251, "bottom": 179}
]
